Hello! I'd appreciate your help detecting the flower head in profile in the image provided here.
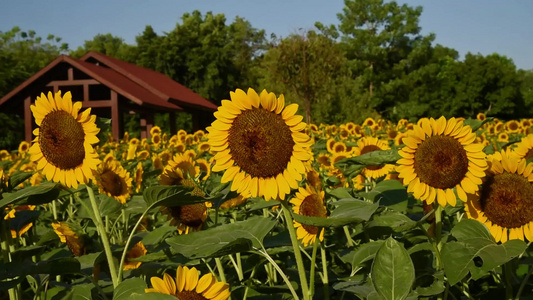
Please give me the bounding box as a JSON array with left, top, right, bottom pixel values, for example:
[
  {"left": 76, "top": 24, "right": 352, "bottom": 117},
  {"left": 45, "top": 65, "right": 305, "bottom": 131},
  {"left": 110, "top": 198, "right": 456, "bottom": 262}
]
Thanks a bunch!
[
  {"left": 145, "top": 265, "right": 230, "bottom": 300},
  {"left": 123, "top": 241, "right": 147, "bottom": 270},
  {"left": 208, "top": 88, "right": 313, "bottom": 201},
  {"left": 52, "top": 222, "right": 85, "bottom": 256},
  {"left": 29, "top": 91, "right": 100, "bottom": 188},
  {"left": 465, "top": 150, "right": 533, "bottom": 243},
  {"left": 397, "top": 116, "right": 487, "bottom": 207}
]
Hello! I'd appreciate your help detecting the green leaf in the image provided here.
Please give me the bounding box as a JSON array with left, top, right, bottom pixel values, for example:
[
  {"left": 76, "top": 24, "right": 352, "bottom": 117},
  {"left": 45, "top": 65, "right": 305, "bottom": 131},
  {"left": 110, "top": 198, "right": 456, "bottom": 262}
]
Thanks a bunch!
[
  {"left": 0, "top": 257, "right": 81, "bottom": 280},
  {"left": 98, "top": 194, "right": 122, "bottom": 216},
  {"left": 371, "top": 237, "right": 415, "bottom": 300},
  {"left": 8, "top": 171, "right": 34, "bottom": 188},
  {"left": 142, "top": 185, "right": 205, "bottom": 207},
  {"left": 441, "top": 219, "right": 527, "bottom": 285},
  {"left": 463, "top": 117, "right": 493, "bottom": 132},
  {"left": 341, "top": 240, "right": 384, "bottom": 270},
  {"left": 113, "top": 278, "right": 147, "bottom": 300},
  {"left": 166, "top": 216, "right": 277, "bottom": 259},
  {"left": 333, "top": 281, "right": 375, "bottom": 299},
  {"left": 358, "top": 180, "right": 408, "bottom": 212},
  {"left": 327, "top": 187, "right": 353, "bottom": 199},
  {"left": 336, "top": 150, "right": 400, "bottom": 171},
  {"left": 366, "top": 212, "right": 416, "bottom": 233},
  {"left": 62, "top": 283, "right": 93, "bottom": 300},
  {"left": 0, "top": 182, "right": 60, "bottom": 209},
  {"left": 292, "top": 198, "right": 378, "bottom": 227}
]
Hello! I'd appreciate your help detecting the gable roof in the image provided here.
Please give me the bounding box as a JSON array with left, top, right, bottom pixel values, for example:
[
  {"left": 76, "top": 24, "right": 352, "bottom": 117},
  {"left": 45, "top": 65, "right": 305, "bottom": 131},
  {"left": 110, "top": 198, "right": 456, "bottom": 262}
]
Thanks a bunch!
[
  {"left": 80, "top": 51, "right": 218, "bottom": 111},
  {"left": 0, "top": 52, "right": 217, "bottom": 112}
]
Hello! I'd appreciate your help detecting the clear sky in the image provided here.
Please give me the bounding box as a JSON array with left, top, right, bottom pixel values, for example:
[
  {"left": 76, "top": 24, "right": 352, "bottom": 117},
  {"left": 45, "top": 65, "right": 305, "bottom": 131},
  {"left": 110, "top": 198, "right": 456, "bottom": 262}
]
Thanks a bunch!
[{"left": 1, "top": 0, "right": 532, "bottom": 70}]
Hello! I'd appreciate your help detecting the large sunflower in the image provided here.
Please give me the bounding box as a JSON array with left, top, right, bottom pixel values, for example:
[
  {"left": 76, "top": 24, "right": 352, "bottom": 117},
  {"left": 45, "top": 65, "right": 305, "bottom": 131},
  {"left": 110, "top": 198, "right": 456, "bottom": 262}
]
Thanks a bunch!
[
  {"left": 465, "top": 151, "right": 533, "bottom": 243},
  {"left": 29, "top": 91, "right": 100, "bottom": 188},
  {"left": 93, "top": 159, "right": 133, "bottom": 204},
  {"left": 397, "top": 116, "right": 488, "bottom": 207},
  {"left": 145, "top": 265, "right": 230, "bottom": 300},
  {"left": 291, "top": 185, "right": 327, "bottom": 246},
  {"left": 208, "top": 88, "right": 313, "bottom": 201},
  {"left": 513, "top": 134, "right": 533, "bottom": 161}
]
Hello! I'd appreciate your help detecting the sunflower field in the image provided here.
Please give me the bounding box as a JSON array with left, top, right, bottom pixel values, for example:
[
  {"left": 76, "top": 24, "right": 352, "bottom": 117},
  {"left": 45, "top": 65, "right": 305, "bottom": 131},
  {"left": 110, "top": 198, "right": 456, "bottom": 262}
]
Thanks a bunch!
[{"left": 2, "top": 88, "right": 533, "bottom": 300}]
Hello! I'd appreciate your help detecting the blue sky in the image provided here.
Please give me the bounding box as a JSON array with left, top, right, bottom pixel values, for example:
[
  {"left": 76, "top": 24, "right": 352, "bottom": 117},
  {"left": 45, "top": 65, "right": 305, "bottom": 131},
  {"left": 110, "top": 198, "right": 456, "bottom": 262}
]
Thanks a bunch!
[{"left": 1, "top": 0, "right": 532, "bottom": 70}]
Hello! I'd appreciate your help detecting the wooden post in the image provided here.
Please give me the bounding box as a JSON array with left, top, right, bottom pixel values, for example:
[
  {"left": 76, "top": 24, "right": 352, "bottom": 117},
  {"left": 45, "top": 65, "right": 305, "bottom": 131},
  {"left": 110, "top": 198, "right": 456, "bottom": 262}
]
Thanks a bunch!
[
  {"left": 169, "top": 112, "right": 176, "bottom": 135},
  {"left": 140, "top": 113, "right": 154, "bottom": 139},
  {"left": 24, "top": 96, "right": 32, "bottom": 142},
  {"left": 110, "top": 91, "right": 121, "bottom": 141}
]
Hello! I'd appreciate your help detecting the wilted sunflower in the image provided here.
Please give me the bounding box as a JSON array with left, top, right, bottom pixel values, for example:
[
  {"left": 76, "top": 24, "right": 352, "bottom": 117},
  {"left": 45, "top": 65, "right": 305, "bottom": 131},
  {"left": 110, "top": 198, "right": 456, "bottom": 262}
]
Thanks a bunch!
[
  {"left": 208, "top": 88, "right": 313, "bottom": 201},
  {"left": 465, "top": 151, "right": 533, "bottom": 243},
  {"left": 145, "top": 265, "right": 230, "bottom": 300},
  {"left": 397, "top": 116, "right": 488, "bottom": 207},
  {"left": 52, "top": 222, "right": 85, "bottom": 256},
  {"left": 123, "top": 241, "right": 147, "bottom": 270},
  {"left": 354, "top": 137, "right": 394, "bottom": 179},
  {"left": 291, "top": 185, "right": 327, "bottom": 246},
  {"left": 29, "top": 91, "right": 100, "bottom": 188},
  {"left": 93, "top": 159, "right": 133, "bottom": 204}
]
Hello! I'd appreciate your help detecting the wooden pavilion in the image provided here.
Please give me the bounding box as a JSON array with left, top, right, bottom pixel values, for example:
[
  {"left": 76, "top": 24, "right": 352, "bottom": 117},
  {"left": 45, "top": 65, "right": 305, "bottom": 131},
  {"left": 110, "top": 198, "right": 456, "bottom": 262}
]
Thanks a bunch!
[{"left": 0, "top": 51, "right": 218, "bottom": 142}]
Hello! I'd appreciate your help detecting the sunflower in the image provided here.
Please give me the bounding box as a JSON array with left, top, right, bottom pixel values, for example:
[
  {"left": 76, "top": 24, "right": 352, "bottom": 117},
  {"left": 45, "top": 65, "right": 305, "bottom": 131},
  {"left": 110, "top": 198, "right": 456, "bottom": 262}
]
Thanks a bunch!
[
  {"left": 52, "top": 222, "right": 85, "bottom": 256},
  {"left": 219, "top": 194, "right": 248, "bottom": 209},
  {"left": 150, "top": 126, "right": 162, "bottom": 136},
  {"left": 397, "top": 116, "right": 488, "bottom": 207},
  {"left": 196, "top": 159, "right": 211, "bottom": 181},
  {"left": 505, "top": 120, "right": 520, "bottom": 133},
  {"left": 135, "top": 162, "right": 143, "bottom": 193},
  {"left": 28, "top": 91, "right": 100, "bottom": 188},
  {"left": 465, "top": 151, "right": 533, "bottom": 243},
  {"left": 167, "top": 154, "right": 200, "bottom": 179},
  {"left": 159, "top": 167, "right": 209, "bottom": 234},
  {"left": 5, "top": 205, "right": 36, "bottom": 238},
  {"left": 123, "top": 241, "right": 147, "bottom": 270},
  {"left": 476, "top": 113, "right": 486, "bottom": 121},
  {"left": 93, "top": 159, "right": 133, "bottom": 204},
  {"left": 291, "top": 185, "right": 327, "bottom": 246},
  {"left": 18, "top": 141, "right": 30, "bottom": 155},
  {"left": 513, "top": 134, "right": 533, "bottom": 161},
  {"left": 145, "top": 265, "right": 230, "bottom": 299},
  {"left": 208, "top": 88, "right": 313, "bottom": 201},
  {"left": 354, "top": 137, "right": 394, "bottom": 179}
]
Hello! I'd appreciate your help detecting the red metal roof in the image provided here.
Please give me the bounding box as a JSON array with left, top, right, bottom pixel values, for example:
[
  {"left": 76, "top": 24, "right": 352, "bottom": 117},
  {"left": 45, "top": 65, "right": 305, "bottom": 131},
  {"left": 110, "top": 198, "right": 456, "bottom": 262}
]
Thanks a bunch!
[{"left": 80, "top": 51, "right": 218, "bottom": 111}]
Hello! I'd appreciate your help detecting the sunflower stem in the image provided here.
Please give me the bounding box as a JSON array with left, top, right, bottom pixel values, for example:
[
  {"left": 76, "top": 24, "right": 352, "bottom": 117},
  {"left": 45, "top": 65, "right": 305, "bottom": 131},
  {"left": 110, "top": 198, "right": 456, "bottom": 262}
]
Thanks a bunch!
[
  {"left": 280, "top": 200, "right": 310, "bottom": 300},
  {"left": 433, "top": 203, "right": 444, "bottom": 272},
  {"left": 228, "top": 254, "right": 243, "bottom": 281},
  {"left": 504, "top": 261, "right": 514, "bottom": 300},
  {"left": 515, "top": 261, "right": 533, "bottom": 299},
  {"left": 215, "top": 257, "right": 227, "bottom": 283},
  {"left": 343, "top": 226, "right": 354, "bottom": 247},
  {"left": 321, "top": 241, "right": 330, "bottom": 300},
  {"left": 51, "top": 200, "right": 58, "bottom": 220},
  {"left": 117, "top": 207, "right": 151, "bottom": 282},
  {"left": 308, "top": 234, "right": 320, "bottom": 299},
  {"left": 85, "top": 186, "right": 119, "bottom": 288}
]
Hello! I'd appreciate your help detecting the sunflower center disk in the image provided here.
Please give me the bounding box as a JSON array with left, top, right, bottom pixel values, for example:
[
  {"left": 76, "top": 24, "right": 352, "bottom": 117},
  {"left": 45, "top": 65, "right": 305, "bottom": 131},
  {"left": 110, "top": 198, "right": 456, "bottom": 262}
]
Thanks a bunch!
[
  {"left": 228, "top": 109, "right": 295, "bottom": 178},
  {"left": 480, "top": 172, "right": 533, "bottom": 228},
  {"left": 179, "top": 203, "right": 206, "bottom": 228},
  {"left": 525, "top": 148, "right": 533, "bottom": 160},
  {"left": 299, "top": 194, "right": 327, "bottom": 234},
  {"left": 176, "top": 291, "right": 208, "bottom": 300},
  {"left": 414, "top": 136, "right": 468, "bottom": 189},
  {"left": 39, "top": 110, "right": 85, "bottom": 169},
  {"left": 100, "top": 170, "right": 124, "bottom": 196}
]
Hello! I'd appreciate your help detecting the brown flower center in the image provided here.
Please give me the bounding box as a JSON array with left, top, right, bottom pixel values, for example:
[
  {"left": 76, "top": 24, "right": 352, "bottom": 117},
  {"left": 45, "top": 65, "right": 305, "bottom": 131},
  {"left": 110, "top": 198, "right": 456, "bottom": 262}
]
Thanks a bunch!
[
  {"left": 175, "top": 291, "right": 207, "bottom": 300},
  {"left": 228, "top": 109, "right": 295, "bottom": 177},
  {"left": 524, "top": 148, "right": 533, "bottom": 161},
  {"left": 480, "top": 172, "right": 533, "bottom": 228},
  {"left": 414, "top": 136, "right": 468, "bottom": 189},
  {"left": 39, "top": 110, "right": 85, "bottom": 169},
  {"left": 299, "top": 194, "right": 327, "bottom": 234},
  {"left": 178, "top": 203, "right": 207, "bottom": 228},
  {"left": 100, "top": 170, "right": 124, "bottom": 196}
]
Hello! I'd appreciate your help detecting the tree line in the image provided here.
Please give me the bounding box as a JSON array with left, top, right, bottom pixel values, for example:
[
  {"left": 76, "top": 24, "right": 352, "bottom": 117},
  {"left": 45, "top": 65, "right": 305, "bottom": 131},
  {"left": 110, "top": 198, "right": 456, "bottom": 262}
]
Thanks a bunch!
[{"left": 1, "top": 0, "right": 532, "bottom": 148}]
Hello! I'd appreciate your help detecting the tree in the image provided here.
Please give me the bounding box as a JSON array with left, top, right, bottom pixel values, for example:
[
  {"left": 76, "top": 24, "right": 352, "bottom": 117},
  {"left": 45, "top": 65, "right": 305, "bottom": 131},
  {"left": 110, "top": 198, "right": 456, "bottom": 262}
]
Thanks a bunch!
[
  {"left": 337, "top": 0, "right": 427, "bottom": 118},
  {"left": 260, "top": 30, "right": 373, "bottom": 124},
  {"left": 139, "top": 11, "right": 266, "bottom": 104},
  {"left": 0, "top": 26, "right": 67, "bottom": 149},
  {"left": 70, "top": 33, "right": 137, "bottom": 61}
]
